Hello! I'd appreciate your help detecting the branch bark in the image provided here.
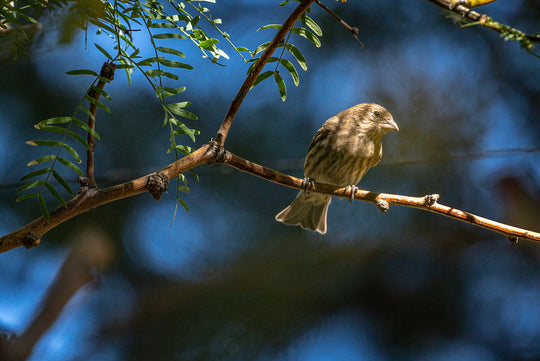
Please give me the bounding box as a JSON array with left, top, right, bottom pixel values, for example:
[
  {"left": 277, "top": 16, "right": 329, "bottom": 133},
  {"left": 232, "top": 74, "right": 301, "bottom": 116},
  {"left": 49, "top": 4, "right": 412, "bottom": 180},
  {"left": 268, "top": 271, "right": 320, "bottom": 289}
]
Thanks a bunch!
[
  {"left": 84, "top": 61, "right": 116, "bottom": 188},
  {"left": 223, "top": 149, "right": 540, "bottom": 243}
]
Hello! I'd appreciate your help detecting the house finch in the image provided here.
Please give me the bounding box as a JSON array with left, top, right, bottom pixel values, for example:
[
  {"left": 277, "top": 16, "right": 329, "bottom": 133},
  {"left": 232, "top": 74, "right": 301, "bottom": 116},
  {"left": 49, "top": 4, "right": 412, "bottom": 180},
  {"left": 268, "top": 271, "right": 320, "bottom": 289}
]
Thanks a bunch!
[{"left": 275, "top": 103, "right": 399, "bottom": 234}]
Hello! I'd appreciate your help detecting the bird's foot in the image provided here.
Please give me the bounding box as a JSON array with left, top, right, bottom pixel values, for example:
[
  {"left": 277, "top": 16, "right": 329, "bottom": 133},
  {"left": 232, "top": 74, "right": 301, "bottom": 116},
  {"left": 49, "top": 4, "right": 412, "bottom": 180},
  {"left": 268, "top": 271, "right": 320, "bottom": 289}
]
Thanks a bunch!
[
  {"left": 301, "top": 177, "right": 315, "bottom": 192},
  {"left": 345, "top": 185, "right": 358, "bottom": 204}
]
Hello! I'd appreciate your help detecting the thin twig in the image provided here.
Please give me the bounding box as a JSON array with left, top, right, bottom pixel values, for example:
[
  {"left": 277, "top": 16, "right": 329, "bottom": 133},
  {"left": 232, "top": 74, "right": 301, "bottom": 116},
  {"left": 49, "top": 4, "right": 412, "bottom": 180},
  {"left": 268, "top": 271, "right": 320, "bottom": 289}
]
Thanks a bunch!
[
  {"left": 214, "top": 0, "right": 316, "bottom": 146},
  {"left": 221, "top": 149, "right": 540, "bottom": 243},
  {"left": 0, "top": 228, "right": 113, "bottom": 360},
  {"left": 426, "top": 0, "right": 540, "bottom": 44},
  {"left": 85, "top": 61, "right": 115, "bottom": 188},
  {"left": 315, "top": 0, "right": 364, "bottom": 47}
]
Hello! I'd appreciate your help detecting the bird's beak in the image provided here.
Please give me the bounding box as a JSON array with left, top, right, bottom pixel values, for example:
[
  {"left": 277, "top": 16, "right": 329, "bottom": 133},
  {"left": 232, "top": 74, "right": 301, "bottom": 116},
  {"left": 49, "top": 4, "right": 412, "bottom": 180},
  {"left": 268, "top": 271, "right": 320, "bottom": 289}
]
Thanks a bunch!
[{"left": 382, "top": 118, "right": 399, "bottom": 132}]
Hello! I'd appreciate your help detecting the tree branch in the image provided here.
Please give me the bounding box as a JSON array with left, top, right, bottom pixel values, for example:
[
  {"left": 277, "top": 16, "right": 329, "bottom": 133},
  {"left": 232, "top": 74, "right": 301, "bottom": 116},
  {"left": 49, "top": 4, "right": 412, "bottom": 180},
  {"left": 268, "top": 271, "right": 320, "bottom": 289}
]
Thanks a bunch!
[
  {"left": 214, "top": 0, "right": 316, "bottom": 146},
  {"left": 314, "top": 0, "right": 363, "bottom": 47},
  {"left": 426, "top": 0, "right": 540, "bottom": 48},
  {"left": 0, "top": 228, "right": 113, "bottom": 361},
  {"left": 0, "top": 144, "right": 215, "bottom": 253},
  {"left": 221, "top": 149, "right": 540, "bottom": 244},
  {"left": 84, "top": 61, "right": 115, "bottom": 189},
  {"left": 2, "top": 139, "right": 539, "bottom": 254}
]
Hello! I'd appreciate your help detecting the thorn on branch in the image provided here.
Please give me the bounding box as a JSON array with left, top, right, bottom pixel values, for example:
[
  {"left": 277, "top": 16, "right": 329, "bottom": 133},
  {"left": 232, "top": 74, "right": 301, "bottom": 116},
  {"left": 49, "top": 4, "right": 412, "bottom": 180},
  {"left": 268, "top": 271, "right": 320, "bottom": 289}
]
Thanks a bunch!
[
  {"left": 375, "top": 199, "right": 390, "bottom": 213},
  {"left": 21, "top": 232, "right": 40, "bottom": 249},
  {"left": 147, "top": 172, "right": 169, "bottom": 201},
  {"left": 508, "top": 236, "right": 519, "bottom": 247},
  {"left": 424, "top": 194, "right": 440, "bottom": 206}
]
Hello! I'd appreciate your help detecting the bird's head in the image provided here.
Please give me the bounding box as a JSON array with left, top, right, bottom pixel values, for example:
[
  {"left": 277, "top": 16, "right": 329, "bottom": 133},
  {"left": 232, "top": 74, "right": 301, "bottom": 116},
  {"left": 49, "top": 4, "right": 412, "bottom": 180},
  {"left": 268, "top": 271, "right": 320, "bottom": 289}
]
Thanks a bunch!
[{"left": 356, "top": 103, "right": 399, "bottom": 134}]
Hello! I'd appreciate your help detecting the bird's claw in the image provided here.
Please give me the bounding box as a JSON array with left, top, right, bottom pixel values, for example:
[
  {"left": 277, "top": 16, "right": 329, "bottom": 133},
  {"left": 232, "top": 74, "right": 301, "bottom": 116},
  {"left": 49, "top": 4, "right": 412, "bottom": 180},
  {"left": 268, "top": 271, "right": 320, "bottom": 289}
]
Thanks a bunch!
[
  {"left": 345, "top": 185, "right": 358, "bottom": 204},
  {"left": 301, "top": 177, "right": 315, "bottom": 192}
]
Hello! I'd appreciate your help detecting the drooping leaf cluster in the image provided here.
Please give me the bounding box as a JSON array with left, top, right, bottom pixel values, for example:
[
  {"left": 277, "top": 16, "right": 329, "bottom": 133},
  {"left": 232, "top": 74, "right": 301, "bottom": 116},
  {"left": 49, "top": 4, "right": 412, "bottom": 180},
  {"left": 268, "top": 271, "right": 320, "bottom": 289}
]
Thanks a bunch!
[
  {"left": 11, "top": 0, "right": 320, "bottom": 219},
  {"left": 250, "top": 9, "right": 322, "bottom": 101}
]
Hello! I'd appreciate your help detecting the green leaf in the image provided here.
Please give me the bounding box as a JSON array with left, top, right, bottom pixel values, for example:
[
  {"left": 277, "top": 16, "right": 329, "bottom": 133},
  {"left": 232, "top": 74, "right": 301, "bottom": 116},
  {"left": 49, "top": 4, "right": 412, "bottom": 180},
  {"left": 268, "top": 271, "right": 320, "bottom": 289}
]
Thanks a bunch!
[
  {"left": 45, "top": 182, "right": 66, "bottom": 207},
  {"left": 257, "top": 24, "right": 282, "bottom": 31},
  {"left": 156, "top": 46, "right": 186, "bottom": 57},
  {"left": 158, "top": 59, "right": 194, "bottom": 69},
  {"left": 38, "top": 194, "right": 50, "bottom": 222},
  {"left": 51, "top": 169, "right": 74, "bottom": 196},
  {"left": 291, "top": 27, "right": 321, "bottom": 47},
  {"left": 199, "top": 38, "right": 219, "bottom": 50},
  {"left": 27, "top": 155, "right": 57, "bottom": 166},
  {"left": 137, "top": 56, "right": 160, "bottom": 66},
  {"left": 94, "top": 43, "right": 113, "bottom": 60},
  {"left": 66, "top": 69, "right": 99, "bottom": 76},
  {"left": 278, "top": 0, "right": 289, "bottom": 5},
  {"left": 165, "top": 103, "right": 198, "bottom": 120},
  {"left": 252, "top": 70, "right": 274, "bottom": 88},
  {"left": 90, "top": 85, "right": 112, "bottom": 100},
  {"left": 62, "top": 143, "right": 82, "bottom": 163},
  {"left": 176, "top": 123, "right": 198, "bottom": 142},
  {"left": 285, "top": 44, "right": 307, "bottom": 71},
  {"left": 177, "top": 185, "right": 190, "bottom": 193},
  {"left": 274, "top": 72, "right": 287, "bottom": 101},
  {"left": 147, "top": 22, "right": 177, "bottom": 29},
  {"left": 18, "top": 180, "right": 45, "bottom": 192},
  {"left": 152, "top": 33, "right": 187, "bottom": 39},
  {"left": 20, "top": 168, "right": 51, "bottom": 181},
  {"left": 16, "top": 193, "right": 40, "bottom": 202},
  {"left": 78, "top": 107, "right": 95, "bottom": 123},
  {"left": 189, "top": 168, "right": 199, "bottom": 182},
  {"left": 280, "top": 59, "right": 299, "bottom": 86},
  {"left": 35, "top": 125, "right": 68, "bottom": 134},
  {"left": 253, "top": 41, "right": 271, "bottom": 56},
  {"left": 57, "top": 156, "right": 83, "bottom": 175},
  {"left": 173, "top": 126, "right": 200, "bottom": 137},
  {"left": 177, "top": 197, "right": 189, "bottom": 212},
  {"left": 156, "top": 86, "right": 186, "bottom": 97},
  {"left": 175, "top": 144, "right": 194, "bottom": 155},
  {"left": 145, "top": 69, "right": 179, "bottom": 80},
  {"left": 303, "top": 15, "right": 323, "bottom": 36},
  {"left": 40, "top": 116, "right": 72, "bottom": 126},
  {"left": 115, "top": 63, "right": 134, "bottom": 70},
  {"left": 63, "top": 128, "right": 91, "bottom": 150},
  {"left": 236, "top": 46, "right": 251, "bottom": 53},
  {"left": 85, "top": 95, "right": 111, "bottom": 113},
  {"left": 26, "top": 140, "right": 64, "bottom": 147},
  {"left": 72, "top": 118, "right": 100, "bottom": 140}
]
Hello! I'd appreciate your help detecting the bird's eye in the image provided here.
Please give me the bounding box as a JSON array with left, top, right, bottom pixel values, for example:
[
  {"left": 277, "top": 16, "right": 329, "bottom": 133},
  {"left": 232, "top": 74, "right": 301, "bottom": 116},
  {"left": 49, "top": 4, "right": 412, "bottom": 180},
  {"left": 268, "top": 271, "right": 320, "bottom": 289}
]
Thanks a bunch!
[{"left": 373, "top": 110, "right": 380, "bottom": 117}]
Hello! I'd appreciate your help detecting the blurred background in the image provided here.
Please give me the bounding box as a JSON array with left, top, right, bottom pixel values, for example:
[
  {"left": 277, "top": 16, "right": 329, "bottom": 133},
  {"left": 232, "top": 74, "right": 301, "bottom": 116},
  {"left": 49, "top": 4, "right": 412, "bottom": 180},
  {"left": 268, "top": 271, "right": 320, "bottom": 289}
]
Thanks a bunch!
[{"left": 1, "top": 0, "right": 539, "bottom": 360}]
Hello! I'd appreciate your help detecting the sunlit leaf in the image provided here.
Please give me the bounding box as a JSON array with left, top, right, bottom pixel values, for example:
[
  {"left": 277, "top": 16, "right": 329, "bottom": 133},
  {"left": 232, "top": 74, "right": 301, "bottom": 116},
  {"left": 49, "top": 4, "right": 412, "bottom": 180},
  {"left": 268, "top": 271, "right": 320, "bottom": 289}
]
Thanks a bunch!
[
  {"left": 280, "top": 59, "right": 299, "bottom": 86},
  {"left": 274, "top": 72, "right": 287, "bottom": 101}
]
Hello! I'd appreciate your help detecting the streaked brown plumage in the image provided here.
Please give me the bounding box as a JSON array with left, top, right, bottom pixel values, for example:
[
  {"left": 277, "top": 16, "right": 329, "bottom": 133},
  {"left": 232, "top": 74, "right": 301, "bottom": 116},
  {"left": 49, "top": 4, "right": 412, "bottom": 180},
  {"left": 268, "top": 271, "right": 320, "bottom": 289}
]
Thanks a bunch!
[{"left": 275, "top": 103, "right": 399, "bottom": 234}]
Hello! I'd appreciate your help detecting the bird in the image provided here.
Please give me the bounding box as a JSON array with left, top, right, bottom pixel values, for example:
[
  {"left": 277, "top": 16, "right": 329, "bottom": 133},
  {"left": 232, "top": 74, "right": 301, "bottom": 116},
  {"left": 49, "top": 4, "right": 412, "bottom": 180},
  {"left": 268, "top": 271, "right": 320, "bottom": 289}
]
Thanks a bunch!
[{"left": 275, "top": 103, "right": 399, "bottom": 234}]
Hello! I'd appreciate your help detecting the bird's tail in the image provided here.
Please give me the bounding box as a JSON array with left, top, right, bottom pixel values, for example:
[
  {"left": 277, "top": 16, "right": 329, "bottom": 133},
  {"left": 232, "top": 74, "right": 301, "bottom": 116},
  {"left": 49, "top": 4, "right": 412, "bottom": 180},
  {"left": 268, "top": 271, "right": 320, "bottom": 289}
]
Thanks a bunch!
[{"left": 275, "top": 193, "right": 331, "bottom": 234}]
